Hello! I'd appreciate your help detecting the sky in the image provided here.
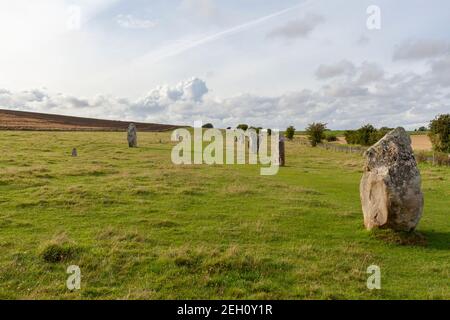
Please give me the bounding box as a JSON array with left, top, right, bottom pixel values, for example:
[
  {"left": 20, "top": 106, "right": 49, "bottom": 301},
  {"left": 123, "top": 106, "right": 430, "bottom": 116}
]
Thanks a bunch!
[{"left": 0, "top": 0, "right": 449, "bottom": 129}]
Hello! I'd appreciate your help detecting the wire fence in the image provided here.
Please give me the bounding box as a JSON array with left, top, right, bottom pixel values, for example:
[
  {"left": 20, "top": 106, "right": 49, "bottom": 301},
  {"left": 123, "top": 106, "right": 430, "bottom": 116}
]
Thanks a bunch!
[
  {"left": 317, "top": 142, "right": 368, "bottom": 155},
  {"left": 317, "top": 142, "right": 450, "bottom": 166},
  {"left": 297, "top": 137, "right": 450, "bottom": 166},
  {"left": 416, "top": 152, "right": 450, "bottom": 166}
]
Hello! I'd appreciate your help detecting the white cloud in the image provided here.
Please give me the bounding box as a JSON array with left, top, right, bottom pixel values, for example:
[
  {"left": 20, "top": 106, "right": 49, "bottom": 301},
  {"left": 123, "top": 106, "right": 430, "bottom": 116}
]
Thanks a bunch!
[
  {"left": 315, "top": 60, "right": 356, "bottom": 79},
  {"left": 356, "top": 62, "right": 385, "bottom": 84},
  {"left": 430, "top": 55, "right": 450, "bottom": 87},
  {"left": 1, "top": 62, "right": 449, "bottom": 131},
  {"left": 179, "top": 0, "right": 220, "bottom": 22},
  {"left": 267, "top": 13, "right": 324, "bottom": 40},
  {"left": 324, "top": 84, "right": 369, "bottom": 98},
  {"left": 135, "top": 78, "right": 208, "bottom": 107},
  {"left": 116, "top": 14, "right": 157, "bottom": 29},
  {"left": 356, "top": 34, "right": 370, "bottom": 46},
  {"left": 393, "top": 39, "right": 450, "bottom": 61}
]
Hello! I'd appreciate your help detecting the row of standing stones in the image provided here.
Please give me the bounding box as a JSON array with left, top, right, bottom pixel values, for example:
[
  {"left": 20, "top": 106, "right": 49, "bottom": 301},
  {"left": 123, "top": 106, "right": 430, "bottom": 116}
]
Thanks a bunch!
[
  {"left": 126, "top": 123, "right": 286, "bottom": 165},
  {"left": 85, "top": 123, "right": 422, "bottom": 232}
]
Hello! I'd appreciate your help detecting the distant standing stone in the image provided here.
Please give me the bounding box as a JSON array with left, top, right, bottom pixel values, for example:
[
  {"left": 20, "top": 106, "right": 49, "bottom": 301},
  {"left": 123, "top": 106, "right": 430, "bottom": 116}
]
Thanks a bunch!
[
  {"left": 249, "top": 132, "right": 258, "bottom": 154},
  {"left": 279, "top": 137, "right": 285, "bottom": 166},
  {"left": 360, "top": 127, "right": 424, "bottom": 231},
  {"left": 71, "top": 148, "right": 78, "bottom": 157},
  {"left": 238, "top": 132, "right": 244, "bottom": 143},
  {"left": 127, "top": 123, "right": 138, "bottom": 148}
]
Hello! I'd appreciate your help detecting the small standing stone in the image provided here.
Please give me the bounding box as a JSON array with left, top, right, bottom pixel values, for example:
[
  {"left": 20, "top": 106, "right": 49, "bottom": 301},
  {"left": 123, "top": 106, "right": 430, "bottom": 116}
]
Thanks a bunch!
[
  {"left": 71, "top": 148, "right": 78, "bottom": 157},
  {"left": 238, "top": 132, "right": 244, "bottom": 143},
  {"left": 127, "top": 123, "right": 138, "bottom": 148},
  {"left": 360, "top": 127, "right": 424, "bottom": 231},
  {"left": 279, "top": 137, "right": 285, "bottom": 166},
  {"left": 249, "top": 132, "right": 258, "bottom": 154},
  {"left": 257, "top": 133, "right": 262, "bottom": 152}
]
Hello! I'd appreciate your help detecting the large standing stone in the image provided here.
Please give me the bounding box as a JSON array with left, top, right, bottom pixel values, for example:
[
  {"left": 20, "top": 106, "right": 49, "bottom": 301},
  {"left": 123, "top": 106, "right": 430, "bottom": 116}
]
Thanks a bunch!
[
  {"left": 127, "top": 123, "right": 138, "bottom": 148},
  {"left": 360, "top": 127, "right": 423, "bottom": 231}
]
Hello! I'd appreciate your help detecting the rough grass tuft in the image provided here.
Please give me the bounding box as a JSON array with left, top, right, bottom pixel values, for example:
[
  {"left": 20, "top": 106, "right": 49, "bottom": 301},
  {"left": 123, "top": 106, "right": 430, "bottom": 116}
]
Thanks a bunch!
[{"left": 39, "top": 233, "right": 82, "bottom": 263}]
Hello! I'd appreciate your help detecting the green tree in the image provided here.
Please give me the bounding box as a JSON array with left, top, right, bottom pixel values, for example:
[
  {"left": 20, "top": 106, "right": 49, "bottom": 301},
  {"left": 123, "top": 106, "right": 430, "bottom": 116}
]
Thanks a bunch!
[
  {"left": 285, "top": 126, "right": 296, "bottom": 140},
  {"left": 429, "top": 114, "right": 450, "bottom": 153},
  {"left": 358, "top": 124, "right": 377, "bottom": 146},
  {"left": 344, "top": 124, "right": 390, "bottom": 146},
  {"left": 370, "top": 126, "right": 392, "bottom": 145},
  {"left": 202, "top": 123, "right": 214, "bottom": 128},
  {"left": 249, "top": 126, "right": 263, "bottom": 134},
  {"left": 306, "top": 123, "right": 327, "bottom": 147},
  {"left": 325, "top": 134, "right": 338, "bottom": 142},
  {"left": 236, "top": 124, "right": 248, "bottom": 131},
  {"left": 344, "top": 130, "right": 358, "bottom": 144}
]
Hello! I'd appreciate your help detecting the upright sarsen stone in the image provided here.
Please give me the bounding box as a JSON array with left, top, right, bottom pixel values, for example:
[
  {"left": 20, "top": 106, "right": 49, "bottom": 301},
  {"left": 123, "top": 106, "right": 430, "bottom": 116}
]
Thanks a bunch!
[
  {"left": 360, "top": 127, "right": 423, "bottom": 231},
  {"left": 248, "top": 131, "right": 258, "bottom": 154},
  {"left": 127, "top": 123, "right": 138, "bottom": 147},
  {"left": 279, "top": 137, "right": 285, "bottom": 167}
]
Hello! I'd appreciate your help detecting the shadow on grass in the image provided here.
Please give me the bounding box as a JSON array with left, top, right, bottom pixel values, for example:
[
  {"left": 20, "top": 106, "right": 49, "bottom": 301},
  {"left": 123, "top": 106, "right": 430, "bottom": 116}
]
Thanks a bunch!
[
  {"left": 370, "top": 229, "right": 450, "bottom": 250},
  {"left": 420, "top": 230, "right": 450, "bottom": 250}
]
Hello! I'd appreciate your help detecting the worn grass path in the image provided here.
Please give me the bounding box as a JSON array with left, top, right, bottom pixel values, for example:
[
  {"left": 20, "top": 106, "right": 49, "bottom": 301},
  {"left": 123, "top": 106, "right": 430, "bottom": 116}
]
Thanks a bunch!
[{"left": 0, "top": 131, "right": 448, "bottom": 299}]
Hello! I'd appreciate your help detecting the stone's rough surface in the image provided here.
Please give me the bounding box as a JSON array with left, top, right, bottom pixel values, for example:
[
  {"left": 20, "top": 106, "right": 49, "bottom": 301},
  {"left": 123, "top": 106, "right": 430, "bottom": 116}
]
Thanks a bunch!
[
  {"left": 360, "top": 127, "right": 424, "bottom": 231},
  {"left": 127, "top": 123, "right": 137, "bottom": 147},
  {"left": 71, "top": 148, "right": 77, "bottom": 157}
]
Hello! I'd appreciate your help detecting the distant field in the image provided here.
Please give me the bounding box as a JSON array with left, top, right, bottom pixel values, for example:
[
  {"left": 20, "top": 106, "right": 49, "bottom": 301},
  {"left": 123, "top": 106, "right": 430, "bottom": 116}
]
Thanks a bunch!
[
  {"left": 296, "top": 130, "right": 347, "bottom": 137},
  {"left": 0, "top": 131, "right": 448, "bottom": 299},
  {"left": 297, "top": 132, "right": 433, "bottom": 151},
  {"left": 0, "top": 109, "right": 179, "bottom": 132},
  {"left": 0, "top": 111, "right": 434, "bottom": 152},
  {"left": 410, "top": 135, "right": 433, "bottom": 151}
]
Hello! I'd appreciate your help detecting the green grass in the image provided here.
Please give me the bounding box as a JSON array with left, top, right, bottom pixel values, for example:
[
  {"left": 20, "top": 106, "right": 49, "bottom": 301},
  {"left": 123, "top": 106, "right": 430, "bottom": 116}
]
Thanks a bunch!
[{"left": 0, "top": 131, "right": 448, "bottom": 299}]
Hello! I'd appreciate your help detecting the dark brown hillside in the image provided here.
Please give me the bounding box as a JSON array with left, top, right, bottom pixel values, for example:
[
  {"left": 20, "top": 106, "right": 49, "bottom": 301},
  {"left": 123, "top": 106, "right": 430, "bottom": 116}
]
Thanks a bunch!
[{"left": 0, "top": 109, "right": 181, "bottom": 131}]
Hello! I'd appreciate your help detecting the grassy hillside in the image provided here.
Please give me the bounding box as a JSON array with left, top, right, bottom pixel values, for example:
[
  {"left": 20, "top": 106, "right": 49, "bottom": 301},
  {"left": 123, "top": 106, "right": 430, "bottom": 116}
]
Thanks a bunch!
[{"left": 0, "top": 131, "right": 448, "bottom": 299}]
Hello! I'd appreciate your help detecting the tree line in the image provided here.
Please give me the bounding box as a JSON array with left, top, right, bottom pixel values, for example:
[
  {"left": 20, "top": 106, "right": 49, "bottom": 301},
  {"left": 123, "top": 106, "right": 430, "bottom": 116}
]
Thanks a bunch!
[
  {"left": 206, "top": 114, "right": 449, "bottom": 153},
  {"left": 303, "top": 114, "right": 449, "bottom": 152}
]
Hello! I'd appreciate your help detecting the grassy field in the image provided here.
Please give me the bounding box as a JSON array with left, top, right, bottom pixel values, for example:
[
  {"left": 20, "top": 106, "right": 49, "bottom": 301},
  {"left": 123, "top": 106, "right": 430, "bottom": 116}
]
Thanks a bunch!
[{"left": 0, "top": 131, "right": 448, "bottom": 299}]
